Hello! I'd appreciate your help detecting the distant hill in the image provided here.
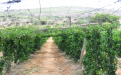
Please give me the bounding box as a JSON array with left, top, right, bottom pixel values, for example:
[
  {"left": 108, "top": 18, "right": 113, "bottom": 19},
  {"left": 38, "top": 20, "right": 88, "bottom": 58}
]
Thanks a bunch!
[
  {"left": 0, "top": 6, "right": 121, "bottom": 18},
  {"left": 0, "top": 6, "right": 121, "bottom": 27}
]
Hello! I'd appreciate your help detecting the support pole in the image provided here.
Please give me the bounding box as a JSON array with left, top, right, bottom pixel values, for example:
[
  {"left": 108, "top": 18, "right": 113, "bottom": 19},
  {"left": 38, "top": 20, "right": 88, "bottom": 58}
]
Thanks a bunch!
[
  {"left": 15, "top": 15, "right": 17, "bottom": 28},
  {"left": 80, "top": 38, "right": 86, "bottom": 66},
  {"left": 39, "top": 0, "right": 41, "bottom": 21},
  {"left": 68, "top": 17, "right": 71, "bottom": 27},
  {"left": 87, "top": 13, "right": 90, "bottom": 25}
]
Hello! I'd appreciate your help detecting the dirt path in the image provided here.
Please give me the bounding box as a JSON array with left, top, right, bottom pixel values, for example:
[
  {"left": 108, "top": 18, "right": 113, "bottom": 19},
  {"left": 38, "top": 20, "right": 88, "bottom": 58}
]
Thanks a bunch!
[
  {"left": 5, "top": 37, "right": 82, "bottom": 75},
  {"left": 116, "top": 58, "right": 121, "bottom": 75},
  {"left": 18, "top": 37, "right": 73, "bottom": 75}
]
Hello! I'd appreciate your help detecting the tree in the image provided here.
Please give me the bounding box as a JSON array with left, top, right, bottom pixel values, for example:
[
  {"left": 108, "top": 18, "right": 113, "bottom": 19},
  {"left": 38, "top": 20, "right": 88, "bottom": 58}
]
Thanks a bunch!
[
  {"left": 75, "top": 18, "right": 87, "bottom": 24},
  {"left": 90, "top": 13, "right": 120, "bottom": 25}
]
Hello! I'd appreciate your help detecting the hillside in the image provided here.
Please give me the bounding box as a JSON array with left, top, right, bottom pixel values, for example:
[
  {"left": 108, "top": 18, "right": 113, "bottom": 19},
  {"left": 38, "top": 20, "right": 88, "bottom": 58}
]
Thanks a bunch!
[{"left": 0, "top": 6, "right": 121, "bottom": 28}]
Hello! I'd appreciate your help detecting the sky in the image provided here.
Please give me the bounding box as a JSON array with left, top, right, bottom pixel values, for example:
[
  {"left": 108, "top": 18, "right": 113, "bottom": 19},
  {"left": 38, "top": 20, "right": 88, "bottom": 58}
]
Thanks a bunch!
[{"left": 0, "top": 0, "right": 121, "bottom": 11}]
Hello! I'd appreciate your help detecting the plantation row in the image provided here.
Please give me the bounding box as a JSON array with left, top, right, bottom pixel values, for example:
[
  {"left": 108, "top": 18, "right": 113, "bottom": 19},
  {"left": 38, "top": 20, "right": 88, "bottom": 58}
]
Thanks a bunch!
[
  {"left": 0, "top": 27, "right": 48, "bottom": 74},
  {"left": 0, "top": 24, "right": 121, "bottom": 75},
  {"left": 47, "top": 24, "right": 120, "bottom": 75},
  {"left": 53, "top": 28, "right": 85, "bottom": 61}
]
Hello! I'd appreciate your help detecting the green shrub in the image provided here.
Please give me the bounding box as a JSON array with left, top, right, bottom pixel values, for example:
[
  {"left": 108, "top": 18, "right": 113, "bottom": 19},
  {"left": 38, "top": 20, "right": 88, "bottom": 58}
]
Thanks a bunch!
[
  {"left": 33, "top": 19, "right": 41, "bottom": 25},
  {"left": 75, "top": 18, "right": 86, "bottom": 24},
  {"left": 102, "top": 22, "right": 111, "bottom": 27},
  {"left": 46, "top": 25, "right": 51, "bottom": 28},
  {"left": 82, "top": 25, "right": 117, "bottom": 75},
  {"left": 113, "top": 30, "right": 121, "bottom": 57},
  {"left": 0, "top": 27, "right": 47, "bottom": 73},
  {"left": 53, "top": 27, "right": 85, "bottom": 61},
  {"left": 90, "top": 13, "right": 120, "bottom": 25}
]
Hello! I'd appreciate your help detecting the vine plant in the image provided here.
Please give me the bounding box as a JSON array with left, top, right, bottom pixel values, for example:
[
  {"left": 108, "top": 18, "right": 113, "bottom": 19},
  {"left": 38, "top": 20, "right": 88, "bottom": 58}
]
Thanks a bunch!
[
  {"left": 82, "top": 25, "right": 118, "bottom": 75},
  {"left": 0, "top": 27, "right": 47, "bottom": 74}
]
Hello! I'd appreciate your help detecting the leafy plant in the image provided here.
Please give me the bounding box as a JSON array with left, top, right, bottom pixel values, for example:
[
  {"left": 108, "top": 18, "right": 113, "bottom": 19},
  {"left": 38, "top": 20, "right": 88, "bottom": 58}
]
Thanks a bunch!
[
  {"left": 0, "top": 27, "right": 47, "bottom": 73},
  {"left": 53, "top": 27, "right": 85, "bottom": 61},
  {"left": 33, "top": 19, "right": 41, "bottom": 25},
  {"left": 82, "top": 25, "right": 118, "bottom": 75},
  {"left": 119, "top": 66, "right": 121, "bottom": 68},
  {"left": 46, "top": 25, "right": 51, "bottom": 28},
  {"left": 113, "top": 30, "right": 121, "bottom": 57},
  {"left": 75, "top": 18, "right": 87, "bottom": 24},
  {"left": 90, "top": 13, "right": 120, "bottom": 25}
]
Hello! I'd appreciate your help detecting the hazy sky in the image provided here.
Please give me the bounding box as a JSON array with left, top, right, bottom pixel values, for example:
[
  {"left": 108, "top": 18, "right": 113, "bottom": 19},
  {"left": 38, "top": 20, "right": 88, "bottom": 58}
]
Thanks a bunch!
[{"left": 0, "top": 0, "right": 121, "bottom": 10}]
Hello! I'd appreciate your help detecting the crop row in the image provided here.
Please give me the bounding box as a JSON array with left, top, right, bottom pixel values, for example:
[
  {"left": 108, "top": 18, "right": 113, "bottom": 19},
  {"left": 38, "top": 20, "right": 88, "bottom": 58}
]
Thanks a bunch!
[
  {"left": 0, "top": 24, "right": 121, "bottom": 75},
  {"left": 52, "top": 24, "right": 119, "bottom": 75},
  {"left": 0, "top": 27, "right": 48, "bottom": 74}
]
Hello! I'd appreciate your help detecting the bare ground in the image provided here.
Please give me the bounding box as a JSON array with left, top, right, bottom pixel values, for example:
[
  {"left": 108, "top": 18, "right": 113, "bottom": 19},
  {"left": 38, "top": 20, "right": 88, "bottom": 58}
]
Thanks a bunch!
[{"left": 116, "top": 57, "right": 121, "bottom": 75}]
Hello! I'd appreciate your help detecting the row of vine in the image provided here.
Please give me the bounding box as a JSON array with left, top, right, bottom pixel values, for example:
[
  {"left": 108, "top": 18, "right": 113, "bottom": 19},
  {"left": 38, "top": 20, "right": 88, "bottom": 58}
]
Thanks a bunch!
[
  {"left": 50, "top": 24, "right": 119, "bottom": 75},
  {"left": 0, "top": 27, "right": 48, "bottom": 74}
]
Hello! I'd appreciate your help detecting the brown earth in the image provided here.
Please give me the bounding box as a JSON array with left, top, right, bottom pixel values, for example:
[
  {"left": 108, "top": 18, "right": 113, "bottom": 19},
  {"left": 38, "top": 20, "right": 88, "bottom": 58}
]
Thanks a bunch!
[{"left": 116, "top": 57, "right": 121, "bottom": 75}]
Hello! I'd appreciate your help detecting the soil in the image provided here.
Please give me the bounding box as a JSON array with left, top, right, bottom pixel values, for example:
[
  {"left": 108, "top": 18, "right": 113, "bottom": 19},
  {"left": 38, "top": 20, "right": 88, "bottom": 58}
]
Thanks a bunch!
[{"left": 116, "top": 57, "right": 121, "bottom": 75}]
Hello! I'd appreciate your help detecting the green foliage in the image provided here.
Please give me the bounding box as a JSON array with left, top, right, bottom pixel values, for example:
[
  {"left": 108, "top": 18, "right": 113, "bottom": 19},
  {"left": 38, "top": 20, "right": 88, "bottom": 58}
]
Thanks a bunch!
[
  {"left": 0, "top": 58, "right": 5, "bottom": 74},
  {"left": 33, "top": 19, "right": 41, "bottom": 25},
  {"left": 119, "top": 66, "right": 121, "bottom": 68},
  {"left": 66, "top": 16, "right": 71, "bottom": 18},
  {"left": 53, "top": 27, "right": 85, "bottom": 61},
  {"left": 0, "top": 22, "right": 119, "bottom": 74},
  {"left": 0, "top": 27, "right": 47, "bottom": 73},
  {"left": 102, "top": 22, "right": 111, "bottom": 27},
  {"left": 46, "top": 25, "right": 51, "bottom": 28},
  {"left": 53, "top": 23, "right": 65, "bottom": 28},
  {"left": 90, "top": 13, "right": 120, "bottom": 25},
  {"left": 75, "top": 18, "right": 87, "bottom": 24},
  {"left": 82, "top": 25, "right": 118, "bottom": 75},
  {"left": 43, "top": 25, "right": 118, "bottom": 74},
  {"left": 113, "top": 30, "right": 121, "bottom": 57}
]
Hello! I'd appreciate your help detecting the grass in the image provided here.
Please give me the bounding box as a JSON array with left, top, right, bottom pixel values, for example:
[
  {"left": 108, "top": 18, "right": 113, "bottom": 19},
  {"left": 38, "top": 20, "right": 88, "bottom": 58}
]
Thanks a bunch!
[
  {"left": 25, "top": 68, "right": 30, "bottom": 74},
  {"left": 32, "top": 68, "right": 41, "bottom": 72},
  {"left": 119, "top": 66, "right": 121, "bottom": 68},
  {"left": 29, "top": 65, "right": 41, "bottom": 73},
  {"left": 24, "top": 65, "right": 42, "bottom": 74},
  {"left": 25, "top": 71, "right": 30, "bottom": 74}
]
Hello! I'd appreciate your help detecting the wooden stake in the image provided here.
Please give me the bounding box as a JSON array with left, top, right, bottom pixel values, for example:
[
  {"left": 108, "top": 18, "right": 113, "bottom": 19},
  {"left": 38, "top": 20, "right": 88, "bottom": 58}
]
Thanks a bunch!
[
  {"left": 39, "top": 0, "right": 41, "bottom": 21},
  {"left": 68, "top": 17, "right": 71, "bottom": 27},
  {"left": 80, "top": 38, "right": 86, "bottom": 66},
  {"left": 87, "top": 13, "right": 90, "bottom": 25}
]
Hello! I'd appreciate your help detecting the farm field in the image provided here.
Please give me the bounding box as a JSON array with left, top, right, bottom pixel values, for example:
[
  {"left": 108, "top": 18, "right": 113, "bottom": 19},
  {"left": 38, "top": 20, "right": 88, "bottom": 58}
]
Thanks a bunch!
[
  {"left": 0, "top": 24, "right": 121, "bottom": 75},
  {"left": 1, "top": 0, "right": 121, "bottom": 74},
  {"left": 4, "top": 37, "right": 83, "bottom": 75},
  {"left": 0, "top": 37, "right": 121, "bottom": 75}
]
